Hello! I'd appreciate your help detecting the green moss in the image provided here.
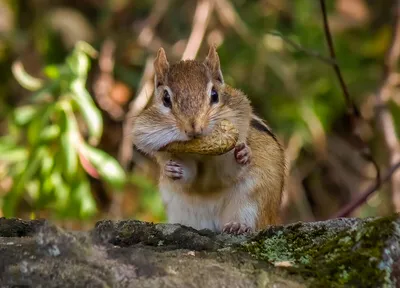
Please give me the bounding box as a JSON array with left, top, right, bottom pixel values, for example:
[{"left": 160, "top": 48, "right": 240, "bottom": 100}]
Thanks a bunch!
[
  {"left": 119, "top": 223, "right": 135, "bottom": 239},
  {"left": 242, "top": 215, "right": 400, "bottom": 287}
]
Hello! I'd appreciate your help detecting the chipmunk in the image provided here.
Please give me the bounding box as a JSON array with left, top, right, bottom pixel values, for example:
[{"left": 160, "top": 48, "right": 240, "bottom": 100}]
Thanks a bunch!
[{"left": 131, "top": 46, "right": 287, "bottom": 235}]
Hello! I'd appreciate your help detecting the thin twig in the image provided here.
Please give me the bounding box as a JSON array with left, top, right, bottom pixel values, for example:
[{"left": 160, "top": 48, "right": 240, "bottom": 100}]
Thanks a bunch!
[
  {"left": 266, "top": 31, "right": 336, "bottom": 65},
  {"left": 126, "top": 57, "right": 156, "bottom": 120},
  {"left": 333, "top": 161, "right": 400, "bottom": 218},
  {"left": 319, "top": 0, "right": 352, "bottom": 110},
  {"left": 375, "top": 0, "right": 400, "bottom": 212},
  {"left": 319, "top": 0, "right": 380, "bottom": 197}
]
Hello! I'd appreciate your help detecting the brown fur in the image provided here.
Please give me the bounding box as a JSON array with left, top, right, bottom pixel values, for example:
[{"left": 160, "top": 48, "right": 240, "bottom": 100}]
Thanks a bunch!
[{"left": 247, "top": 116, "right": 287, "bottom": 227}]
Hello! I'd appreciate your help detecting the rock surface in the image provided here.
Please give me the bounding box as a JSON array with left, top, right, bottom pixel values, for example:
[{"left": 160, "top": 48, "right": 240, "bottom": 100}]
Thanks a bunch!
[{"left": 0, "top": 215, "right": 399, "bottom": 287}]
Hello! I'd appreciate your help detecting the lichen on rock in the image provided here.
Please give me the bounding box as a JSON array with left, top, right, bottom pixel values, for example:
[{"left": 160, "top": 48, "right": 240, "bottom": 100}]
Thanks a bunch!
[{"left": 242, "top": 214, "right": 400, "bottom": 287}]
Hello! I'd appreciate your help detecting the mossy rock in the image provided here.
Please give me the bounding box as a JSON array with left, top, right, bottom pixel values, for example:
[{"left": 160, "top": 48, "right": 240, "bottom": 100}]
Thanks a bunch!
[
  {"left": 242, "top": 214, "right": 400, "bottom": 287},
  {"left": 0, "top": 215, "right": 400, "bottom": 287}
]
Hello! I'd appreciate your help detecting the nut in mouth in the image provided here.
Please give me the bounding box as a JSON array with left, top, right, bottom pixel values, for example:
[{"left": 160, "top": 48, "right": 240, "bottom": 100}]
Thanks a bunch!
[{"left": 159, "top": 119, "right": 239, "bottom": 155}]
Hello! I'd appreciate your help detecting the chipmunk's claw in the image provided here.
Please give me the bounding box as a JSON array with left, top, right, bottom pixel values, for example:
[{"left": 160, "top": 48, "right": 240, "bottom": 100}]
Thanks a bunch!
[
  {"left": 222, "top": 222, "right": 252, "bottom": 235},
  {"left": 234, "top": 143, "right": 251, "bottom": 165},
  {"left": 165, "top": 160, "right": 183, "bottom": 180}
]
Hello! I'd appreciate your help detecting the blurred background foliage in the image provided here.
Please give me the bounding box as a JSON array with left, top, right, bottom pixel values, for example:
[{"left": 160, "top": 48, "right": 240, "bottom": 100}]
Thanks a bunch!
[{"left": 0, "top": 0, "right": 398, "bottom": 229}]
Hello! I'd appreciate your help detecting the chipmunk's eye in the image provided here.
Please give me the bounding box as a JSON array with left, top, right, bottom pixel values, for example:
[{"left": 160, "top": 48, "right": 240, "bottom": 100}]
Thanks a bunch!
[
  {"left": 163, "top": 90, "right": 172, "bottom": 108},
  {"left": 210, "top": 87, "right": 219, "bottom": 104}
]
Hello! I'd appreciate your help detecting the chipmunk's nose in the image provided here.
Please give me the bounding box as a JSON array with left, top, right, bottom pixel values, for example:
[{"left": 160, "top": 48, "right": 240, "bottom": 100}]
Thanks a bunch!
[{"left": 185, "top": 121, "right": 203, "bottom": 139}]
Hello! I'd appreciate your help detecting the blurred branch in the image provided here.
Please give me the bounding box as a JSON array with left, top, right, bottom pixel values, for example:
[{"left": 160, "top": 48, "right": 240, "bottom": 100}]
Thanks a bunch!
[
  {"left": 182, "top": 0, "right": 214, "bottom": 60},
  {"left": 119, "top": 56, "right": 155, "bottom": 168},
  {"left": 319, "top": 0, "right": 380, "bottom": 192},
  {"left": 328, "top": 135, "right": 377, "bottom": 181},
  {"left": 283, "top": 168, "right": 316, "bottom": 222},
  {"left": 213, "top": 0, "right": 253, "bottom": 43},
  {"left": 93, "top": 39, "right": 125, "bottom": 121},
  {"left": 137, "top": 0, "right": 171, "bottom": 48},
  {"left": 333, "top": 161, "right": 400, "bottom": 218},
  {"left": 375, "top": 0, "right": 400, "bottom": 212}
]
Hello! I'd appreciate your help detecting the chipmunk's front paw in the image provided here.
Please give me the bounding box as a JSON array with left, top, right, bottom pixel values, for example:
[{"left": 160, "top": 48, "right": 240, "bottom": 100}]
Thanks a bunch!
[
  {"left": 222, "top": 222, "right": 253, "bottom": 235},
  {"left": 234, "top": 143, "right": 251, "bottom": 165},
  {"left": 164, "top": 160, "right": 183, "bottom": 180}
]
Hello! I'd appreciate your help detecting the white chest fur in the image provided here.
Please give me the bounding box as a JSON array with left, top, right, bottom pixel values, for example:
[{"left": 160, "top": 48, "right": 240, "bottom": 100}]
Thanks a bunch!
[
  {"left": 159, "top": 178, "right": 259, "bottom": 232},
  {"left": 160, "top": 188, "right": 223, "bottom": 231}
]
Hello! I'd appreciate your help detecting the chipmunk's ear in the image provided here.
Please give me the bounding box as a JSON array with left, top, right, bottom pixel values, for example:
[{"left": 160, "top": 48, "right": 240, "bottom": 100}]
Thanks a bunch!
[
  {"left": 204, "top": 45, "right": 224, "bottom": 84},
  {"left": 154, "top": 48, "right": 169, "bottom": 87}
]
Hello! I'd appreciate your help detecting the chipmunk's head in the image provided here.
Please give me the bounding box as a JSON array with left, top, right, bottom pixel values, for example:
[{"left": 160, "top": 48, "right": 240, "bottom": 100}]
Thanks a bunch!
[
  {"left": 153, "top": 46, "right": 225, "bottom": 139},
  {"left": 132, "top": 46, "right": 250, "bottom": 155}
]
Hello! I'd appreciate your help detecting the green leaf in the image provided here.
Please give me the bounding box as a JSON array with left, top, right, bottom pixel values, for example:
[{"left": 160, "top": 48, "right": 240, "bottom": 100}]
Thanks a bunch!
[
  {"left": 70, "top": 79, "right": 103, "bottom": 145},
  {"left": 39, "top": 124, "right": 60, "bottom": 142},
  {"left": 73, "top": 178, "right": 97, "bottom": 219},
  {"left": 74, "top": 52, "right": 90, "bottom": 78},
  {"left": 42, "top": 176, "right": 54, "bottom": 197},
  {"left": 0, "top": 147, "right": 27, "bottom": 162},
  {"left": 51, "top": 172, "right": 70, "bottom": 213},
  {"left": 66, "top": 42, "right": 97, "bottom": 78},
  {"left": 26, "top": 180, "right": 41, "bottom": 202},
  {"left": 2, "top": 147, "right": 45, "bottom": 217},
  {"left": 60, "top": 110, "right": 79, "bottom": 180},
  {"left": 75, "top": 41, "right": 98, "bottom": 58},
  {"left": 44, "top": 65, "right": 61, "bottom": 79},
  {"left": 13, "top": 105, "right": 40, "bottom": 126},
  {"left": 27, "top": 116, "right": 43, "bottom": 146},
  {"left": 40, "top": 150, "right": 54, "bottom": 176},
  {"left": 27, "top": 105, "right": 54, "bottom": 146},
  {"left": 36, "top": 175, "right": 55, "bottom": 210},
  {"left": 67, "top": 51, "right": 90, "bottom": 78},
  {"left": 0, "top": 137, "right": 28, "bottom": 162},
  {"left": 12, "top": 61, "right": 44, "bottom": 91},
  {"left": 81, "top": 143, "right": 126, "bottom": 189},
  {"left": 31, "top": 79, "right": 60, "bottom": 102}
]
